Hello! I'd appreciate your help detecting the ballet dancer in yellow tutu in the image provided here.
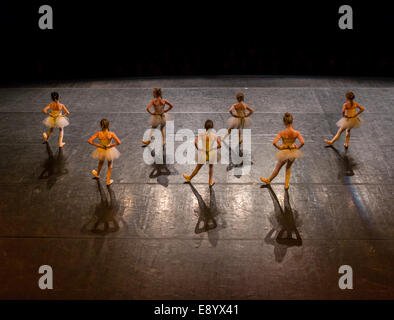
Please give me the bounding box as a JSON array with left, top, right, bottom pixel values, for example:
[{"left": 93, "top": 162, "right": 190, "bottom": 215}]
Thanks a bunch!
[
  {"left": 183, "top": 120, "right": 222, "bottom": 187},
  {"left": 88, "top": 119, "right": 121, "bottom": 186},
  {"left": 260, "top": 112, "right": 304, "bottom": 190},
  {"left": 324, "top": 91, "right": 364, "bottom": 149},
  {"left": 42, "top": 92, "right": 70, "bottom": 147}
]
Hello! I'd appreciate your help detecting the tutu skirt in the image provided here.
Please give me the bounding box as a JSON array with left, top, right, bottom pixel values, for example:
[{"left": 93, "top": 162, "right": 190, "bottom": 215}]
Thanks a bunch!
[
  {"left": 275, "top": 149, "right": 304, "bottom": 162},
  {"left": 43, "top": 115, "right": 69, "bottom": 128},
  {"left": 91, "top": 147, "right": 120, "bottom": 161},
  {"left": 149, "top": 113, "right": 170, "bottom": 127},
  {"left": 227, "top": 117, "right": 251, "bottom": 129},
  {"left": 336, "top": 116, "right": 363, "bottom": 130},
  {"left": 195, "top": 148, "right": 221, "bottom": 164}
]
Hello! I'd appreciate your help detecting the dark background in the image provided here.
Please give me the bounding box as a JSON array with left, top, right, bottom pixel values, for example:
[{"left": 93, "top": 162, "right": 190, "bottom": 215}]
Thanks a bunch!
[{"left": 1, "top": 1, "right": 393, "bottom": 82}]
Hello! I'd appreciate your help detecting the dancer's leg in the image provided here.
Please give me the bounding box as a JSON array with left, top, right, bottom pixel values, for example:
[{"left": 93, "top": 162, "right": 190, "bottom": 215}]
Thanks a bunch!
[
  {"left": 44, "top": 127, "right": 54, "bottom": 141},
  {"left": 59, "top": 128, "right": 65, "bottom": 147},
  {"left": 345, "top": 129, "right": 351, "bottom": 147},
  {"left": 260, "top": 160, "right": 286, "bottom": 184},
  {"left": 222, "top": 128, "right": 231, "bottom": 140},
  {"left": 160, "top": 124, "right": 166, "bottom": 145},
  {"left": 285, "top": 159, "right": 295, "bottom": 189},
  {"left": 141, "top": 126, "right": 157, "bottom": 145},
  {"left": 92, "top": 160, "right": 104, "bottom": 178},
  {"left": 325, "top": 128, "right": 344, "bottom": 145},
  {"left": 106, "top": 161, "right": 113, "bottom": 185},
  {"left": 209, "top": 164, "right": 214, "bottom": 186},
  {"left": 183, "top": 164, "right": 203, "bottom": 182},
  {"left": 239, "top": 118, "right": 245, "bottom": 144}
]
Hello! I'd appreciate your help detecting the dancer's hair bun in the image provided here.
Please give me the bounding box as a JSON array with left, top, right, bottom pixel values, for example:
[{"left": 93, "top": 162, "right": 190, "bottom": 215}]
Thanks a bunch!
[
  {"left": 153, "top": 88, "right": 162, "bottom": 97},
  {"left": 283, "top": 112, "right": 293, "bottom": 125},
  {"left": 51, "top": 92, "right": 59, "bottom": 101},
  {"left": 346, "top": 91, "right": 355, "bottom": 100},
  {"left": 100, "top": 119, "right": 110, "bottom": 129},
  {"left": 205, "top": 119, "right": 214, "bottom": 130}
]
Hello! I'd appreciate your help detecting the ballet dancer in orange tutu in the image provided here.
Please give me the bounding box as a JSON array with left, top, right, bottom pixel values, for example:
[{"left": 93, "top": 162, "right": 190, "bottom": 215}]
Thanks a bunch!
[
  {"left": 89, "top": 119, "right": 121, "bottom": 186},
  {"left": 324, "top": 91, "right": 365, "bottom": 149},
  {"left": 260, "top": 112, "right": 304, "bottom": 190}
]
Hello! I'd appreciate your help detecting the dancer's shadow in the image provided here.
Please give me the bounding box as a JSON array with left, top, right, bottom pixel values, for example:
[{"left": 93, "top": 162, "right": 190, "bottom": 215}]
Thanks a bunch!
[
  {"left": 325, "top": 145, "right": 357, "bottom": 178},
  {"left": 39, "top": 142, "right": 68, "bottom": 189},
  {"left": 221, "top": 138, "right": 253, "bottom": 178},
  {"left": 186, "top": 182, "right": 226, "bottom": 247},
  {"left": 263, "top": 185, "right": 302, "bottom": 262},
  {"left": 81, "top": 180, "right": 127, "bottom": 235},
  {"left": 149, "top": 145, "right": 178, "bottom": 187}
]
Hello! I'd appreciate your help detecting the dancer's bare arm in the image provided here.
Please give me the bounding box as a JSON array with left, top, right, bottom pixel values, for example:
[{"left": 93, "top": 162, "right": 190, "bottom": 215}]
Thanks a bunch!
[
  {"left": 229, "top": 104, "right": 239, "bottom": 118},
  {"left": 62, "top": 104, "right": 70, "bottom": 117},
  {"left": 146, "top": 101, "right": 155, "bottom": 115},
  {"left": 216, "top": 136, "right": 222, "bottom": 149},
  {"left": 296, "top": 131, "right": 305, "bottom": 149},
  {"left": 164, "top": 99, "right": 173, "bottom": 113},
  {"left": 342, "top": 103, "right": 349, "bottom": 118},
  {"left": 108, "top": 133, "right": 121, "bottom": 148},
  {"left": 42, "top": 103, "right": 51, "bottom": 115},
  {"left": 272, "top": 132, "right": 283, "bottom": 150},
  {"left": 194, "top": 136, "right": 200, "bottom": 150},
  {"left": 354, "top": 103, "right": 365, "bottom": 117},
  {"left": 245, "top": 104, "right": 254, "bottom": 117},
  {"left": 88, "top": 132, "right": 103, "bottom": 148}
]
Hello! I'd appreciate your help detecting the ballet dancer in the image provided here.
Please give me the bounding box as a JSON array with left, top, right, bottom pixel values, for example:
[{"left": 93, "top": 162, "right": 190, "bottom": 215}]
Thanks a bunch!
[
  {"left": 224, "top": 92, "right": 254, "bottom": 143},
  {"left": 260, "top": 112, "right": 304, "bottom": 190},
  {"left": 42, "top": 91, "right": 70, "bottom": 147},
  {"left": 183, "top": 120, "right": 222, "bottom": 187},
  {"left": 324, "top": 91, "right": 364, "bottom": 149},
  {"left": 141, "top": 88, "right": 174, "bottom": 146},
  {"left": 88, "top": 119, "right": 121, "bottom": 186}
]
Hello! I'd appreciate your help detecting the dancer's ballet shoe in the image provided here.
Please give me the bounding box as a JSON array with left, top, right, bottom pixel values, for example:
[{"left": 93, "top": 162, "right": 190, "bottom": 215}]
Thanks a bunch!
[
  {"left": 344, "top": 144, "right": 349, "bottom": 149},
  {"left": 43, "top": 132, "right": 48, "bottom": 141},
  {"left": 106, "top": 179, "right": 114, "bottom": 186},
  {"left": 260, "top": 177, "right": 270, "bottom": 185},
  {"left": 324, "top": 139, "right": 333, "bottom": 145},
  {"left": 141, "top": 140, "right": 151, "bottom": 146},
  {"left": 284, "top": 184, "right": 290, "bottom": 190},
  {"left": 183, "top": 174, "right": 191, "bottom": 182},
  {"left": 92, "top": 170, "right": 100, "bottom": 179},
  {"left": 209, "top": 180, "right": 215, "bottom": 188},
  {"left": 59, "top": 142, "right": 66, "bottom": 148},
  {"left": 239, "top": 138, "right": 243, "bottom": 144}
]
